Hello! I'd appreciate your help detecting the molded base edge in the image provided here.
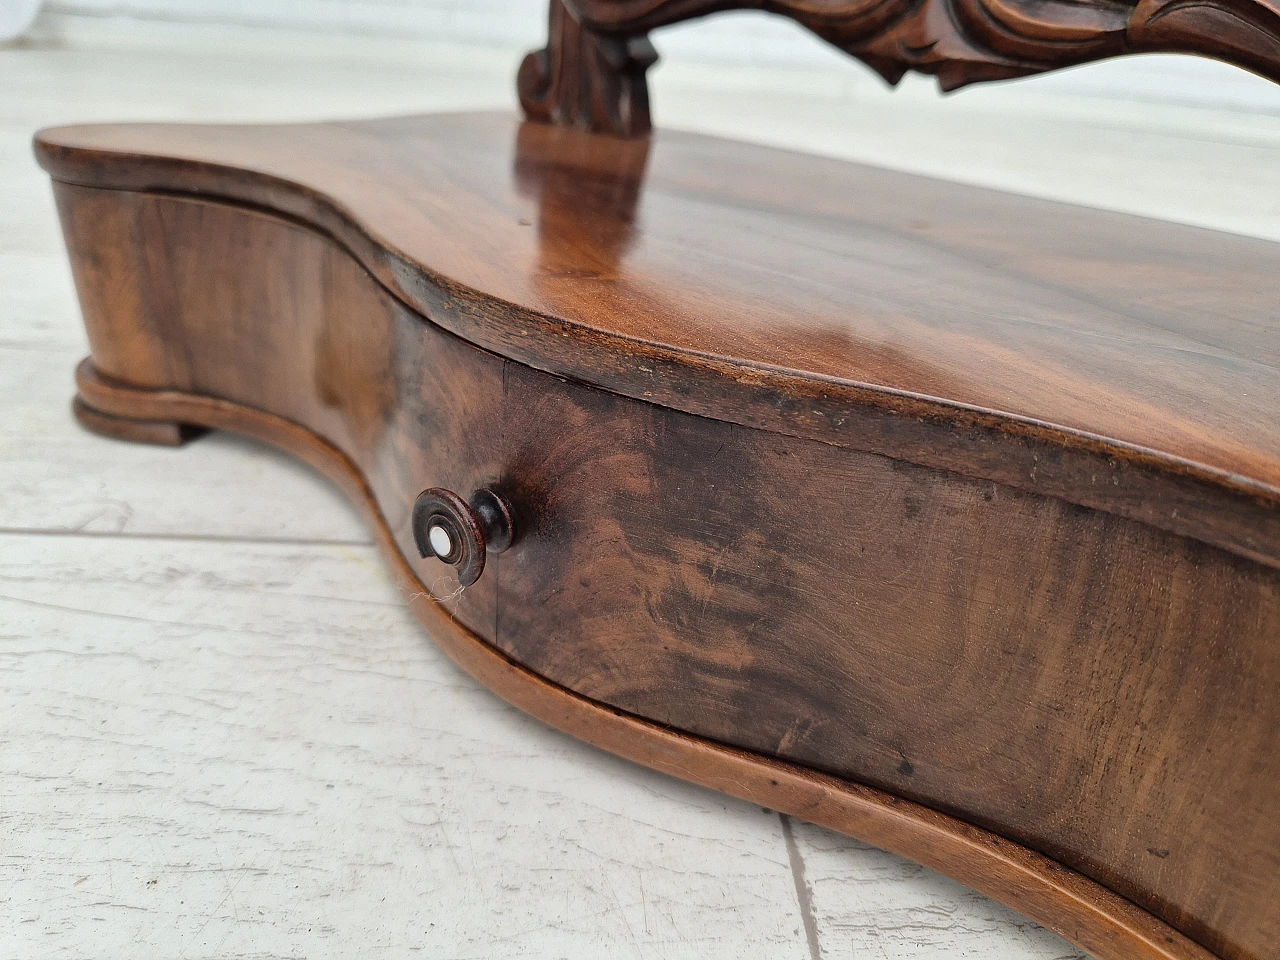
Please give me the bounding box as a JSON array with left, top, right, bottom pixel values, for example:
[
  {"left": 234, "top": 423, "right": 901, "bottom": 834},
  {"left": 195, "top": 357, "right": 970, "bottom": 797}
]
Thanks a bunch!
[{"left": 72, "top": 358, "right": 1220, "bottom": 960}]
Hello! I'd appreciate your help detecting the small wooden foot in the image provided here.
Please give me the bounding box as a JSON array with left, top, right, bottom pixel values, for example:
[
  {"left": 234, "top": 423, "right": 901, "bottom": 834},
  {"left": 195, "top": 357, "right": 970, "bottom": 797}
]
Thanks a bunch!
[{"left": 72, "top": 395, "right": 206, "bottom": 447}]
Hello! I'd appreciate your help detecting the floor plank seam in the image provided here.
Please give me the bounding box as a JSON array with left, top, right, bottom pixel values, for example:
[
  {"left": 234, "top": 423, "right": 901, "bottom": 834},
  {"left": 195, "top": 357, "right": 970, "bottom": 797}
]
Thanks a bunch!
[{"left": 780, "top": 813, "right": 824, "bottom": 960}]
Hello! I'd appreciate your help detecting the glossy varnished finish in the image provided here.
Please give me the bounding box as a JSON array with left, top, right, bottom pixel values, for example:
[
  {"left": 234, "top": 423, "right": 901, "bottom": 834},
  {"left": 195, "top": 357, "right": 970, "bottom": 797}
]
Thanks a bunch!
[
  {"left": 43, "top": 172, "right": 1280, "bottom": 960},
  {"left": 494, "top": 353, "right": 1280, "bottom": 960},
  {"left": 70, "top": 361, "right": 1218, "bottom": 960},
  {"left": 52, "top": 180, "right": 506, "bottom": 640},
  {"left": 33, "top": 114, "right": 1280, "bottom": 574}
]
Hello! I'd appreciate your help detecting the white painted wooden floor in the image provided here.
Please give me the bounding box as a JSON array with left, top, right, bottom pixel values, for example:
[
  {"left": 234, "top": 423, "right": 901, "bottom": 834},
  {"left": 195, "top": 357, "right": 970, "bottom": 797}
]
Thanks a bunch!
[{"left": 4, "top": 18, "right": 1276, "bottom": 959}]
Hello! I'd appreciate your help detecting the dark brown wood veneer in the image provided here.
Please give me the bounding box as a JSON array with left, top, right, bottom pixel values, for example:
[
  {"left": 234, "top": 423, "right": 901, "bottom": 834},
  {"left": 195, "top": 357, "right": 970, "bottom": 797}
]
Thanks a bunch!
[{"left": 32, "top": 16, "right": 1280, "bottom": 953}]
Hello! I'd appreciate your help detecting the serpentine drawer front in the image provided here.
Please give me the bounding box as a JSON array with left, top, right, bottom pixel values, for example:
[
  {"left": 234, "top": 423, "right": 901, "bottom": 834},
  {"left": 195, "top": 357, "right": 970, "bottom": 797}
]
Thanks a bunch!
[{"left": 36, "top": 112, "right": 1280, "bottom": 960}]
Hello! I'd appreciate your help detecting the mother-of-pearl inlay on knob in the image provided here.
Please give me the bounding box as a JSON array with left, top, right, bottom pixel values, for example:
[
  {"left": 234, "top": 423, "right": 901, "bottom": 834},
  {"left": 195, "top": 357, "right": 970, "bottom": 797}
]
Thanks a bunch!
[{"left": 427, "top": 523, "right": 454, "bottom": 560}]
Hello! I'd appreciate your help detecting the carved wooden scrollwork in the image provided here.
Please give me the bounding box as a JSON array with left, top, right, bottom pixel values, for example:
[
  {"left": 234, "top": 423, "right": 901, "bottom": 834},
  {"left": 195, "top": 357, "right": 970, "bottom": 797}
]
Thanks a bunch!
[
  {"left": 519, "top": 0, "right": 659, "bottom": 138},
  {"left": 520, "top": 0, "right": 1280, "bottom": 137}
]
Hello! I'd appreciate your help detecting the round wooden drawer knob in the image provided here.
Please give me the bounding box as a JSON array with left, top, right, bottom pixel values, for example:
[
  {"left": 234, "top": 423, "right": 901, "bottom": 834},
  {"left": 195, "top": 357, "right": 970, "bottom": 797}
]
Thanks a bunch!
[{"left": 412, "top": 487, "right": 515, "bottom": 587}]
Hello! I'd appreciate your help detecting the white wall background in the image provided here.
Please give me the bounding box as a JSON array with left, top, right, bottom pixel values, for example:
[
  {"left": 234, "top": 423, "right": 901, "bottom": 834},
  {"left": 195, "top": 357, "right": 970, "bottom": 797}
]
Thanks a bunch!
[{"left": 41, "top": 0, "right": 1280, "bottom": 114}]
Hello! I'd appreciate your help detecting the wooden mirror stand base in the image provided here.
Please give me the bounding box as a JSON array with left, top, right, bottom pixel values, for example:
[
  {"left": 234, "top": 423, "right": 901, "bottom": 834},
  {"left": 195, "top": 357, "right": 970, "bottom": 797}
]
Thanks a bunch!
[
  {"left": 72, "top": 360, "right": 1210, "bottom": 960},
  {"left": 35, "top": 113, "right": 1279, "bottom": 960}
]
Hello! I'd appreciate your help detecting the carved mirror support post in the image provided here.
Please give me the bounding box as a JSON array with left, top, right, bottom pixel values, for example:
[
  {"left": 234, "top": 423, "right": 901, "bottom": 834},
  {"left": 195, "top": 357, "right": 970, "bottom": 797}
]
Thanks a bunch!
[
  {"left": 519, "top": 0, "right": 1280, "bottom": 139},
  {"left": 518, "top": 0, "right": 658, "bottom": 139}
]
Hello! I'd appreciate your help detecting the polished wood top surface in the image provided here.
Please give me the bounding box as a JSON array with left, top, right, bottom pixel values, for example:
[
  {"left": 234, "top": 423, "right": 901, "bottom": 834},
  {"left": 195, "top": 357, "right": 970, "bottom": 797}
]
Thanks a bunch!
[{"left": 35, "top": 111, "right": 1280, "bottom": 494}]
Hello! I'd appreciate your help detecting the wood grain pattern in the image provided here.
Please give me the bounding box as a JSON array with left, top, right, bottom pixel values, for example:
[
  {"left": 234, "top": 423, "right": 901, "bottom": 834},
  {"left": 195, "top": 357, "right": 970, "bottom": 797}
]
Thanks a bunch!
[
  {"left": 520, "top": 0, "right": 1280, "bottom": 135},
  {"left": 33, "top": 114, "right": 1280, "bottom": 573},
  {"left": 45, "top": 175, "right": 1280, "bottom": 960},
  {"left": 15, "top": 35, "right": 1280, "bottom": 960},
  {"left": 71, "top": 362, "right": 1217, "bottom": 960}
]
